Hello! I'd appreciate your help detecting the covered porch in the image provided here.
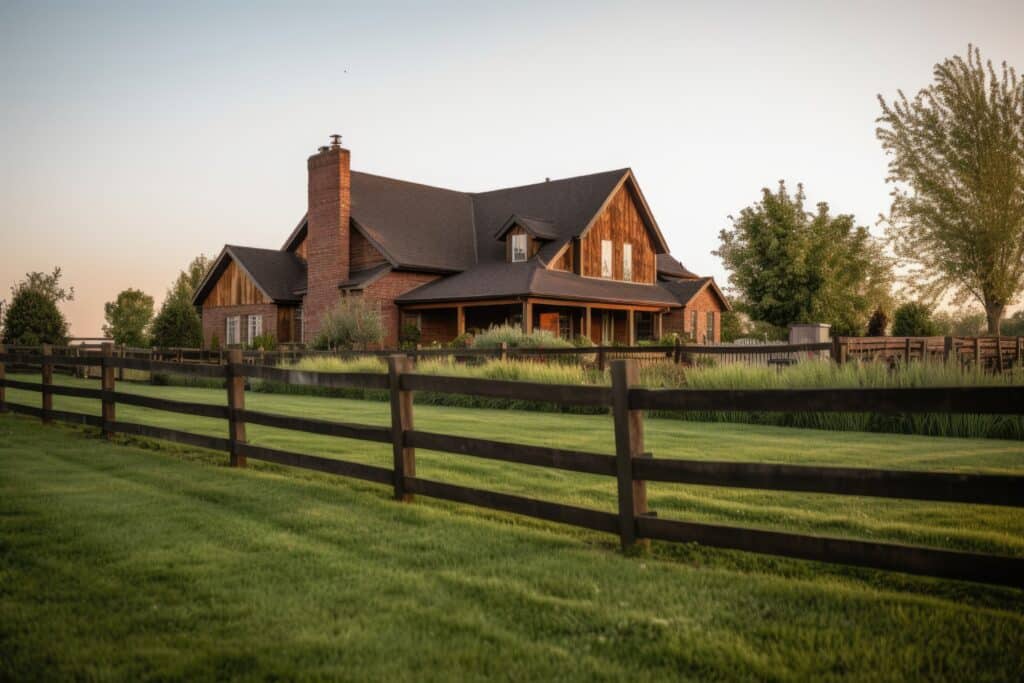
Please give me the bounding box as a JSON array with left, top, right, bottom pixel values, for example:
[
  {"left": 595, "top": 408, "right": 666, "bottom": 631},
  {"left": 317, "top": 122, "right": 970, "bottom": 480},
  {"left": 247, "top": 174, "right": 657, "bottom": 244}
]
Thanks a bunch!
[{"left": 400, "top": 297, "right": 671, "bottom": 345}]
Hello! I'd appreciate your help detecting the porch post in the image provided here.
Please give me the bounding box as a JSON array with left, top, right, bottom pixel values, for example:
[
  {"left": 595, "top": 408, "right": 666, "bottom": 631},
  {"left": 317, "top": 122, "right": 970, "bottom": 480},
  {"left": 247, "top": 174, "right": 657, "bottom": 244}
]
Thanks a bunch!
[
  {"left": 627, "top": 309, "right": 635, "bottom": 346},
  {"left": 523, "top": 299, "right": 534, "bottom": 334},
  {"left": 656, "top": 312, "right": 663, "bottom": 339},
  {"left": 457, "top": 305, "right": 466, "bottom": 337},
  {"left": 585, "top": 306, "right": 592, "bottom": 341}
]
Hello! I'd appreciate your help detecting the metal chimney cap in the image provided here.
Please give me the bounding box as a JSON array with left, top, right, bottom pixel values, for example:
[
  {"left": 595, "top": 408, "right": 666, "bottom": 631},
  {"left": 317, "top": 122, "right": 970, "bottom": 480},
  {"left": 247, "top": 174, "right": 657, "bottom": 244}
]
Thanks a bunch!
[{"left": 329, "top": 134, "right": 343, "bottom": 147}]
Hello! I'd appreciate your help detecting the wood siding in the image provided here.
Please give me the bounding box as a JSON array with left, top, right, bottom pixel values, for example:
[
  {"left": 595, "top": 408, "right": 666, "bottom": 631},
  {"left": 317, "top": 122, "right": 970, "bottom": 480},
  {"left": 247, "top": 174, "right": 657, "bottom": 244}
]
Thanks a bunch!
[
  {"left": 203, "top": 260, "right": 271, "bottom": 307},
  {"left": 579, "top": 184, "right": 656, "bottom": 283},
  {"left": 550, "top": 244, "right": 574, "bottom": 271}
]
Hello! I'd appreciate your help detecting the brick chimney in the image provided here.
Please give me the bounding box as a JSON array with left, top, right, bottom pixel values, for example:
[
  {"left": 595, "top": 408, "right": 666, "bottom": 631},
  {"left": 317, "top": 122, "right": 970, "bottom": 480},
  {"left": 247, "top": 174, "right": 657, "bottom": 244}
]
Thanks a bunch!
[{"left": 304, "top": 135, "right": 351, "bottom": 340}]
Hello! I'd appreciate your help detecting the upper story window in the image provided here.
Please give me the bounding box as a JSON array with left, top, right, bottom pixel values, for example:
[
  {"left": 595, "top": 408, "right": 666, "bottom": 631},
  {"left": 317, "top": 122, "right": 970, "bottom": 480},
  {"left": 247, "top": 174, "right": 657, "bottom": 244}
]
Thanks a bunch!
[
  {"left": 622, "top": 243, "right": 633, "bottom": 281},
  {"left": 601, "top": 240, "right": 613, "bottom": 278},
  {"left": 706, "top": 311, "right": 715, "bottom": 342},
  {"left": 511, "top": 233, "right": 528, "bottom": 262}
]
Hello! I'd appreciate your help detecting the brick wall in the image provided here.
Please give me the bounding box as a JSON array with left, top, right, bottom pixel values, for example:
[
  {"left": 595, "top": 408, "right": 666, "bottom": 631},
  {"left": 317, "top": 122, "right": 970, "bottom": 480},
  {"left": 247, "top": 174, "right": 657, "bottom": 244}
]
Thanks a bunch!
[
  {"left": 201, "top": 304, "right": 279, "bottom": 347},
  {"left": 304, "top": 145, "right": 351, "bottom": 340},
  {"left": 662, "top": 286, "right": 724, "bottom": 343},
  {"left": 362, "top": 271, "right": 442, "bottom": 346},
  {"left": 350, "top": 229, "right": 389, "bottom": 271}
]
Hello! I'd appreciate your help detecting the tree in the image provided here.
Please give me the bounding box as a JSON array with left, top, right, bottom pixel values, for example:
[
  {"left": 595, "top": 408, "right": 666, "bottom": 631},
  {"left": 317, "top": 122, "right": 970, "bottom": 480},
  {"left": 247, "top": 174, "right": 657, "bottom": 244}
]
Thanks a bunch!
[
  {"left": 150, "top": 255, "right": 210, "bottom": 348},
  {"left": 150, "top": 296, "right": 203, "bottom": 348},
  {"left": 103, "top": 289, "right": 154, "bottom": 347},
  {"left": 933, "top": 308, "right": 987, "bottom": 336},
  {"left": 867, "top": 307, "right": 889, "bottom": 336},
  {"left": 2, "top": 267, "right": 73, "bottom": 345},
  {"left": 1002, "top": 310, "right": 1024, "bottom": 336},
  {"left": 877, "top": 45, "right": 1024, "bottom": 334},
  {"left": 312, "top": 296, "right": 384, "bottom": 350},
  {"left": 719, "top": 311, "right": 744, "bottom": 342},
  {"left": 891, "top": 302, "right": 940, "bottom": 337},
  {"left": 2, "top": 289, "right": 68, "bottom": 345},
  {"left": 715, "top": 181, "right": 893, "bottom": 336}
]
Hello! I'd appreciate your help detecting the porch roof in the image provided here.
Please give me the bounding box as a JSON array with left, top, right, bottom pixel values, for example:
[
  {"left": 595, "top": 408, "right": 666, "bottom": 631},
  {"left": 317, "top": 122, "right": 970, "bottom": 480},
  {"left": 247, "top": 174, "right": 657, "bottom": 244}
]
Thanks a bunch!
[{"left": 395, "top": 262, "right": 682, "bottom": 308}]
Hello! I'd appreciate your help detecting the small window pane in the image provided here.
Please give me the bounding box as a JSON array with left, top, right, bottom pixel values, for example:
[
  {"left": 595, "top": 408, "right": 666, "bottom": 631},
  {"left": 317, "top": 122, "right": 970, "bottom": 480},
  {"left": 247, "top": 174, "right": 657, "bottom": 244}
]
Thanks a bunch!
[
  {"left": 623, "top": 243, "right": 633, "bottom": 281},
  {"left": 706, "top": 312, "right": 715, "bottom": 342},
  {"left": 511, "top": 234, "right": 528, "bottom": 262},
  {"left": 601, "top": 240, "right": 612, "bottom": 278}
]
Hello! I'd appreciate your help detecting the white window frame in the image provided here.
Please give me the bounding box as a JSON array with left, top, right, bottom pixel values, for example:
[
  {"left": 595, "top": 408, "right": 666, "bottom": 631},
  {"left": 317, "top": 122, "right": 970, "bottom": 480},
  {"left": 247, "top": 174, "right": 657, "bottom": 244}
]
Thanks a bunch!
[
  {"left": 248, "top": 314, "right": 262, "bottom": 343},
  {"left": 622, "top": 243, "right": 633, "bottom": 281},
  {"left": 226, "top": 316, "right": 240, "bottom": 345},
  {"left": 600, "top": 240, "right": 613, "bottom": 278},
  {"left": 511, "top": 233, "right": 528, "bottom": 262}
]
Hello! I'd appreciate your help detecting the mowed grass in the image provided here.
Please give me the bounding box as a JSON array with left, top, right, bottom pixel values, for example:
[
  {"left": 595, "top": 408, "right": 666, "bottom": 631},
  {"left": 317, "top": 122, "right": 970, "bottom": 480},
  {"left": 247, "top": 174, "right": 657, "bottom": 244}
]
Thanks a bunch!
[{"left": 1, "top": 375, "right": 1023, "bottom": 680}]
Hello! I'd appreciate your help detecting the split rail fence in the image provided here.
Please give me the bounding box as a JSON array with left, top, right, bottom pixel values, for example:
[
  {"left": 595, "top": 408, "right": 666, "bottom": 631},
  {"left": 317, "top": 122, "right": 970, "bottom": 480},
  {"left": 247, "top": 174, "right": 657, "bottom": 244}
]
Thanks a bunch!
[{"left": 1, "top": 343, "right": 1023, "bottom": 588}]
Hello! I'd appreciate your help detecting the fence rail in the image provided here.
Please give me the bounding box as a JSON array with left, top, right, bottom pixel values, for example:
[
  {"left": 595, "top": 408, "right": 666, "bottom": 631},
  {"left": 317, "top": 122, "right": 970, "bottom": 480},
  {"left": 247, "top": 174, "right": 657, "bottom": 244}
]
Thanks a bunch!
[{"left": 1, "top": 342, "right": 1022, "bottom": 589}]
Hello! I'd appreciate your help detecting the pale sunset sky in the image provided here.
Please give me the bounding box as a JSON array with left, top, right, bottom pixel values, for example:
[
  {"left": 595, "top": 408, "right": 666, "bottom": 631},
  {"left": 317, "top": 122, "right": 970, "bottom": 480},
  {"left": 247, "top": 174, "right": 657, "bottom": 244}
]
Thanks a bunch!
[{"left": 1, "top": 0, "right": 1022, "bottom": 336}]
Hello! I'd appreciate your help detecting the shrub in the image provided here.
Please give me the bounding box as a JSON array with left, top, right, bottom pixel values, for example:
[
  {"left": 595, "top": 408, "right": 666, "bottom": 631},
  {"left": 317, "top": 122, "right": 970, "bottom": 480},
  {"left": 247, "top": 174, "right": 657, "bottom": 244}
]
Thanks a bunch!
[
  {"left": 572, "top": 334, "right": 595, "bottom": 348},
  {"left": 866, "top": 307, "right": 888, "bottom": 336},
  {"left": 450, "top": 333, "right": 474, "bottom": 349},
  {"left": 247, "top": 333, "right": 277, "bottom": 351},
  {"left": 1, "top": 288, "right": 69, "bottom": 345},
  {"left": 313, "top": 297, "right": 384, "bottom": 350},
  {"left": 892, "top": 302, "right": 940, "bottom": 336},
  {"left": 470, "top": 324, "right": 573, "bottom": 350},
  {"left": 399, "top": 323, "right": 421, "bottom": 350},
  {"left": 209, "top": 334, "right": 221, "bottom": 352}
]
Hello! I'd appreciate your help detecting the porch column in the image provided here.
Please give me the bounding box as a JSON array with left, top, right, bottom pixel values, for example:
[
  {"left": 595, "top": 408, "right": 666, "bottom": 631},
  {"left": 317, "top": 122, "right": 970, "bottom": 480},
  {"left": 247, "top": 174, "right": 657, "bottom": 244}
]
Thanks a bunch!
[
  {"left": 656, "top": 311, "right": 663, "bottom": 339},
  {"left": 627, "top": 309, "right": 635, "bottom": 346},
  {"left": 585, "top": 306, "right": 592, "bottom": 341},
  {"left": 523, "top": 299, "right": 534, "bottom": 334},
  {"left": 457, "top": 305, "right": 466, "bottom": 336}
]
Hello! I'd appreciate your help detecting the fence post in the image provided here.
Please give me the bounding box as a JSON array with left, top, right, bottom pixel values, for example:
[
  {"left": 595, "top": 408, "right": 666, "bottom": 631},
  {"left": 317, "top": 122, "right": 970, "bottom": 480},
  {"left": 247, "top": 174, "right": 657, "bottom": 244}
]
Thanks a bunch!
[
  {"left": 0, "top": 343, "right": 6, "bottom": 414},
  {"left": 101, "top": 342, "right": 116, "bottom": 439},
  {"left": 943, "top": 336, "right": 953, "bottom": 363},
  {"left": 674, "top": 337, "right": 682, "bottom": 365},
  {"left": 1017, "top": 336, "right": 1023, "bottom": 366},
  {"left": 41, "top": 343, "right": 53, "bottom": 423},
  {"left": 387, "top": 354, "right": 415, "bottom": 502},
  {"left": 226, "top": 348, "right": 247, "bottom": 467},
  {"left": 974, "top": 336, "right": 982, "bottom": 369},
  {"left": 611, "top": 359, "right": 648, "bottom": 552},
  {"left": 597, "top": 347, "right": 607, "bottom": 372},
  {"left": 500, "top": 342, "right": 508, "bottom": 363},
  {"left": 996, "top": 337, "right": 1005, "bottom": 373},
  {"left": 904, "top": 338, "right": 911, "bottom": 364}
]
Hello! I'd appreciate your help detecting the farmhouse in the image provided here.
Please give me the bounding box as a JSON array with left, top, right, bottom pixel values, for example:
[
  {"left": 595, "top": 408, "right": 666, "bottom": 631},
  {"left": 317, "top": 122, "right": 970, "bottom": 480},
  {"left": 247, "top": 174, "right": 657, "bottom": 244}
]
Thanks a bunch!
[{"left": 193, "top": 136, "right": 730, "bottom": 348}]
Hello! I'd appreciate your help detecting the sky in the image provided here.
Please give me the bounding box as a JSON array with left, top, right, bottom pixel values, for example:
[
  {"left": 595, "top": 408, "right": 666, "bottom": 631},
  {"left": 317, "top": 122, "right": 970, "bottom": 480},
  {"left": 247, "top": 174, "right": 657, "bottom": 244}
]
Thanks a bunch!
[{"left": 1, "top": 0, "right": 1022, "bottom": 337}]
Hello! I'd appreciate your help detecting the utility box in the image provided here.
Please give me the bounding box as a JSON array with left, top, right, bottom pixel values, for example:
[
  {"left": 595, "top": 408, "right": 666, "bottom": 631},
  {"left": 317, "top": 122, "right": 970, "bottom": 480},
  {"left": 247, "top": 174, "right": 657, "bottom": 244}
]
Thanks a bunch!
[{"left": 789, "top": 324, "right": 831, "bottom": 359}]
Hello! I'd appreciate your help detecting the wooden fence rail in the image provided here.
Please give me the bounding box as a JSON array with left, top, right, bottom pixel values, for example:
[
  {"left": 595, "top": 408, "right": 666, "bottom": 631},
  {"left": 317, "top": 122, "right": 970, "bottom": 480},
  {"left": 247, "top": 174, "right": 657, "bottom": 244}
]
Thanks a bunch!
[{"left": 1, "top": 343, "right": 1023, "bottom": 588}]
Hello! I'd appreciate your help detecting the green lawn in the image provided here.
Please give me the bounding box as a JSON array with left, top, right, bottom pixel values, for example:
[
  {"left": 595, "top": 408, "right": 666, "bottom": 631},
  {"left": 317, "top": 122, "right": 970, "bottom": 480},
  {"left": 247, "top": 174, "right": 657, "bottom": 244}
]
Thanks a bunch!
[{"left": 2, "top": 375, "right": 1024, "bottom": 680}]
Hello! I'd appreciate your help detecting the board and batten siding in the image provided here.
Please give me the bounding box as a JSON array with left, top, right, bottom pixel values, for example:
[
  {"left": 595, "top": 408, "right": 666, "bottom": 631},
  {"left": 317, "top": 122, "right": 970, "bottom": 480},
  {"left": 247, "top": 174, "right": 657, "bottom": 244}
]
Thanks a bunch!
[
  {"left": 579, "top": 184, "right": 656, "bottom": 283},
  {"left": 203, "top": 260, "right": 271, "bottom": 307}
]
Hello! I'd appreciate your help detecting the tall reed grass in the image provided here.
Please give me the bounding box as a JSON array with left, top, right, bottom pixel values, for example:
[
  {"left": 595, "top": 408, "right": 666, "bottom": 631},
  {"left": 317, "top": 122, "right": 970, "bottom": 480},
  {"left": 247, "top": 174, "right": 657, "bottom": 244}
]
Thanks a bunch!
[{"left": 265, "top": 356, "right": 1024, "bottom": 439}]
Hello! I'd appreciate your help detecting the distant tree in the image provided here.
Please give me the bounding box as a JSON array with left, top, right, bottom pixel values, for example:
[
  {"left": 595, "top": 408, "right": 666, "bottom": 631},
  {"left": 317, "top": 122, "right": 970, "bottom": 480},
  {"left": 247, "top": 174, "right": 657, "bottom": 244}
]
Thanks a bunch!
[
  {"left": 866, "top": 307, "right": 889, "bottom": 336},
  {"left": 1002, "top": 310, "right": 1024, "bottom": 336},
  {"left": 891, "top": 302, "right": 940, "bottom": 337},
  {"left": 103, "top": 289, "right": 154, "bottom": 347},
  {"left": 150, "top": 255, "right": 211, "bottom": 348},
  {"left": 2, "top": 289, "right": 68, "bottom": 345},
  {"left": 877, "top": 45, "right": 1024, "bottom": 334},
  {"left": 313, "top": 296, "right": 384, "bottom": 350},
  {"left": 933, "top": 308, "right": 987, "bottom": 336},
  {"left": 715, "top": 181, "right": 893, "bottom": 336},
  {"left": 2, "top": 267, "right": 73, "bottom": 345},
  {"left": 719, "top": 311, "right": 744, "bottom": 342}
]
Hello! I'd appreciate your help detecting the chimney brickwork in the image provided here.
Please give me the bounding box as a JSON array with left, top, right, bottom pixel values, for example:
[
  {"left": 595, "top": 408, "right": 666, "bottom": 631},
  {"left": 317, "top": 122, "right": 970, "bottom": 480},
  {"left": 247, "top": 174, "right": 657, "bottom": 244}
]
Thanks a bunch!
[{"left": 304, "top": 141, "right": 351, "bottom": 340}]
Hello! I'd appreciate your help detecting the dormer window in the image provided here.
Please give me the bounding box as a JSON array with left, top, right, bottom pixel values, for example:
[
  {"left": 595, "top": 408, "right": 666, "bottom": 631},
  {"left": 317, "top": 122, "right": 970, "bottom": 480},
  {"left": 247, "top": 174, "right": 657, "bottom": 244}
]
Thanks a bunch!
[{"left": 511, "top": 233, "right": 528, "bottom": 262}]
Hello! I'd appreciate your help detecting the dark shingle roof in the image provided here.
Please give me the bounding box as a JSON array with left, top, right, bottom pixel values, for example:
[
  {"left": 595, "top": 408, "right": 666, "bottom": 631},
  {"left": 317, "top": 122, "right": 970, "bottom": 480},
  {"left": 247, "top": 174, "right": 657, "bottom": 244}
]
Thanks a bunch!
[
  {"left": 656, "top": 254, "right": 699, "bottom": 279},
  {"left": 193, "top": 245, "right": 307, "bottom": 305},
  {"left": 493, "top": 215, "right": 560, "bottom": 241},
  {"left": 339, "top": 263, "right": 392, "bottom": 290},
  {"left": 396, "top": 261, "right": 681, "bottom": 308},
  {"left": 660, "top": 277, "right": 732, "bottom": 310}
]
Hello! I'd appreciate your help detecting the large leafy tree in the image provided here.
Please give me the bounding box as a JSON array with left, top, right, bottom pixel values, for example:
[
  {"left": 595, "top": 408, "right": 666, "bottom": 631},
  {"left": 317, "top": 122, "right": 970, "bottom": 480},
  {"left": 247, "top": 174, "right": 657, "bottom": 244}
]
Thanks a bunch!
[
  {"left": 150, "top": 255, "right": 210, "bottom": 348},
  {"left": 2, "top": 268, "right": 73, "bottom": 345},
  {"left": 103, "top": 289, "right": 154, "bottom": 347},
  {"left": 877, "top": 45, "right": 1024, "bottom": 334},
  {"left": 715, "top": 181, "right": 893, "bottom": 336}
]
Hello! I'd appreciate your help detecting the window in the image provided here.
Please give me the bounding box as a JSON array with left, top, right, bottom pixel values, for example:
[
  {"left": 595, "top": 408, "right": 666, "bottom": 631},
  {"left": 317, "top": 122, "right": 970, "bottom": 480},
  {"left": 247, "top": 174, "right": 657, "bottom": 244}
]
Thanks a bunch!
[
  {"left": 226, "top": 316, "right": 240, "bottom": 345},
  {"left": 558, "top": 314, "right": 571, "bottom": 340},
  {"left": 690, "top": 310, "right": 698, "bottom": 338},
  {"left": 248, "top": 314, "right": 263, "bottom": 343},
  {"left": 706, "top": 311, "right": 715, "bottom": 343},
  {"left": 511, "top": 234, "right": 528, "bottom": 262},
  {"left": 622, "top": 243, "right": 633, "bottom": 281},
  {"left": 635, "top": 311, "right": 653, "bottom": 340},
  {"left": 601, "top": 240, "right": 613, "bottom": 278}
]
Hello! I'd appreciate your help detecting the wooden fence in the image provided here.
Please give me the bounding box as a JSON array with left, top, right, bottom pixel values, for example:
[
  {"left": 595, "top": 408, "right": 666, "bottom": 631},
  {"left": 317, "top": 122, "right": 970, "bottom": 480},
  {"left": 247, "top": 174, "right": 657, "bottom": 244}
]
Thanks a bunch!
[
  {"left": 835, "top": 336, "right": 1024, "bottom": 371},
  {"left": 1, "top": 342, "right": 1023, "bottom": 588}
]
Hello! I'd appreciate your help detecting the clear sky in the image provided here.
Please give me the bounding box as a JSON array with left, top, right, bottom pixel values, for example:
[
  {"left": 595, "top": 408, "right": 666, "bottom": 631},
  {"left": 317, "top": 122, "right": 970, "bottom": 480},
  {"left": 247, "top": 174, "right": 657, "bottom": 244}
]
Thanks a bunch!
[{"left": 2, "top": 0, "right": 1022, "bottom": 337}]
